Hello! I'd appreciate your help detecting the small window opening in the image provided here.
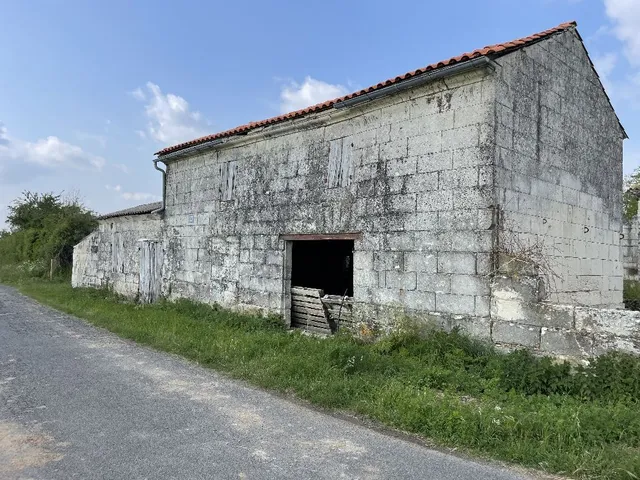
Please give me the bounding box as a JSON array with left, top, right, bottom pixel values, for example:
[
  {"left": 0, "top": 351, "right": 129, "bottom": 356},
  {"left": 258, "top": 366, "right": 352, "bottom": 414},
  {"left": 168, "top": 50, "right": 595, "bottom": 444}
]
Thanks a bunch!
[{"left": 291, "top": 240, "right": 353, "bottom": 296}]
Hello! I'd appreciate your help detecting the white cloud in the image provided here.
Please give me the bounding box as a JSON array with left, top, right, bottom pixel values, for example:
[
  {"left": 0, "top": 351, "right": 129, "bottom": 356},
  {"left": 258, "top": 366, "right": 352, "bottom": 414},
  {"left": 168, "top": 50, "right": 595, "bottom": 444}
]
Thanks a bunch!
[
  {"left": 105, "top": 184, "right": 160, "bottom": 204},
  {"left": 75, "top": 131, "right": 107, "bottom": 149},
  {"left": 280, "top": 77, "right": 349, "bottom": 113},
  {"left": 618, "top": 70, "right": 640, "bottom": 109},
  {"left": 593, "top": 52, "right": 618, "bottom": 79},
  {"left": 0, "top": 122, "right": 105, "bottom": 184},
  {"left": 129, "top": 87, "right": 146, "bottom": 101},
  {"left": 112, "top": 163, "right": 130, "bottom": 174},
  {"left": 121, "top": 192, "right": 161, "bottom": 202},
  {"left": 593, "top": 52, "right": 618, "bottom": 92},
  {"left": 604, "top": 0, "right": 640, "bottom": 66},
  {"left": 132, "top": 82, "right": 208, "bottom": 146}
]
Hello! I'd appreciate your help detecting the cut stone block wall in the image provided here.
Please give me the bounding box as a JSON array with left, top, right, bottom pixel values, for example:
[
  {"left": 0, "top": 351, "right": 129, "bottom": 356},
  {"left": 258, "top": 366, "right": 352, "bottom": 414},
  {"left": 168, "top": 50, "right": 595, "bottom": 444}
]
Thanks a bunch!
[
  {"left": 161, "top": 67, "right": 496, "bottom": 321},
  {"left": 71, "top": 28, "right": 632, "bottom": 358},
  {"left": 491, "top": 274, "right": 640, "bottom": 357},
  {"left": 493, "top": 30, "right": 625, "bottom": 307},
  {"left": 72, "top": 214, "right": 163, "bottom": 297}
]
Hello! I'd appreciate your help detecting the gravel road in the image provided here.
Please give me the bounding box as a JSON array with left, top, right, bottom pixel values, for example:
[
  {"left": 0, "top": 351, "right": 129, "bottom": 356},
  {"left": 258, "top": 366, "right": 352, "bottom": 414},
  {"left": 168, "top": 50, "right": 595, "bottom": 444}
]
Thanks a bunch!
[{"left": 0, "top": 285, "right": 535, "bottom": 479}]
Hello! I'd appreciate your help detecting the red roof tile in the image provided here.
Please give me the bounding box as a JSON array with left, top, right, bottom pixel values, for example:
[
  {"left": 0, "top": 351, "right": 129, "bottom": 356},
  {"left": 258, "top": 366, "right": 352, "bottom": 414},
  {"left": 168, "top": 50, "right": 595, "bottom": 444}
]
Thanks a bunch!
[{"left": 157, "top": 22, "right": 577, "bottom": 157}]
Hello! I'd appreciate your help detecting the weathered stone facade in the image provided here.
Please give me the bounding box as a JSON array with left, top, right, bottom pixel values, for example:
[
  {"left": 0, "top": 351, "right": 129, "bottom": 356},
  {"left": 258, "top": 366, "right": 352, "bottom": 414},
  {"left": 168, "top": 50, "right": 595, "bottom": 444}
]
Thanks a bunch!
[
  {"left": 72, "top": 211, "right": 162, "bottom": 298},
  {"left": 494, "top": 32, "right": 624, "bottom": 308},
  {"left": 161, "top": 67, "right": 497, "bottom": 323},
  {"left": 73, "top": 24, "right": 634, "bottom": 357}
]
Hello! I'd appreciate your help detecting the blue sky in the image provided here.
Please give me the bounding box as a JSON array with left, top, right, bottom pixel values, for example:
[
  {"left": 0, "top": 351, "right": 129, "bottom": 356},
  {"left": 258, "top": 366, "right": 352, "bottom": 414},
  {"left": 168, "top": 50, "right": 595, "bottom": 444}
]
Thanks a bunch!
[{"left": 1, "top": 0, "right": 639, "bottom": 228}]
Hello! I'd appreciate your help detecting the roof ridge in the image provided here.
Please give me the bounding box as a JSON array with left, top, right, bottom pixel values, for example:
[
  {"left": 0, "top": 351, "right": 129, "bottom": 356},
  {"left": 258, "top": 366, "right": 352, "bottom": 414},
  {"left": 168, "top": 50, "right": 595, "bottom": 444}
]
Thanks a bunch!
[
  {"left": 157, "top": 21, "right": 577, "bottom": 157},
  {"left": 98, "top": 201, "right": 162, "bottom": 220}
]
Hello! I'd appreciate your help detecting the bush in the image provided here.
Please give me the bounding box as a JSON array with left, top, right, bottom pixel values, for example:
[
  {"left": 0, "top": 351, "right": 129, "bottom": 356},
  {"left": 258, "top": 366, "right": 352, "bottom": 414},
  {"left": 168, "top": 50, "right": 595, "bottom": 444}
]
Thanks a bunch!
[
  {"left": 0, "top": 191, "right": 97, "bottom": 276},
  {"left": 623, "top": 280, "right": 640, "bottom": 310}
]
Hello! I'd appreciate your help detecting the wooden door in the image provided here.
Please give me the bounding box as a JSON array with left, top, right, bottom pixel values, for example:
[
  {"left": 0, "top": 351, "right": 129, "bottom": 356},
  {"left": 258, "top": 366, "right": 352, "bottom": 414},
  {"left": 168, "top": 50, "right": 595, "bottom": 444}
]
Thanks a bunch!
[{"left": 139, "top": 240, "right": 162, "bottom": 303}]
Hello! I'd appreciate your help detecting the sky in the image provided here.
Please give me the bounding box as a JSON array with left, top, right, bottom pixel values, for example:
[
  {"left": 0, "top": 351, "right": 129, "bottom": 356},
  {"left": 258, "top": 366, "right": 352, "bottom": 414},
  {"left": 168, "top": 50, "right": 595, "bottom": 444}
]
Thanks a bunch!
[{"left": 1, "top": 0, "right": 639, "bottom": 228}]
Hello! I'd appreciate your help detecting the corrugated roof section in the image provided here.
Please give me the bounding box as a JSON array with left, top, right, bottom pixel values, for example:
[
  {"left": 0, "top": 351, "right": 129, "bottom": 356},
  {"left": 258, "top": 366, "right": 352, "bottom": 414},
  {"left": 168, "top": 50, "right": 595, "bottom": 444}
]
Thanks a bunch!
[
  {"left": 98, "top": 202, "right": 162, "bottom": 220},
  {"left": 157, "top": 22, "right": 579, "bottom": 157}
]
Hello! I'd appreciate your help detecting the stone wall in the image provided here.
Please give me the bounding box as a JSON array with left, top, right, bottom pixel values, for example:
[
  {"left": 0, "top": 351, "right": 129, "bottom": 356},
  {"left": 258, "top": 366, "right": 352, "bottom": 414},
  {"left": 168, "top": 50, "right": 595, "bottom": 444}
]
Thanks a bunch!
[
  {"left": 622, "top": 213, "right": 639, "bottom": 280},
  {"left": 493, "top": 29, "right": 625, "bottom": 307},
  {"left": 71, "top": 28, "right": 632, "bottom": 358},
  {"left": 491, "top": 273, "right": 640, "bottom": 357},
  {"left": 72, "top": 214, "right": 163, "bottom": 297},
  {"left": 161, "top": 67, "right": 497, "bottom": 321}
]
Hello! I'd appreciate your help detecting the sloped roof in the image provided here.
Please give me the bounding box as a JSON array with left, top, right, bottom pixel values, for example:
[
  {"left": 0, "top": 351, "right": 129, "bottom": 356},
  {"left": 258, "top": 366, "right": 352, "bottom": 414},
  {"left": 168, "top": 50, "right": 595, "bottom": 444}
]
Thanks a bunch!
[
  {"left": 98, "top": 202, "right": 162, "bottom": 220},
  {"left": 157, "top": 21, "right": 616, "bottom": 157}
]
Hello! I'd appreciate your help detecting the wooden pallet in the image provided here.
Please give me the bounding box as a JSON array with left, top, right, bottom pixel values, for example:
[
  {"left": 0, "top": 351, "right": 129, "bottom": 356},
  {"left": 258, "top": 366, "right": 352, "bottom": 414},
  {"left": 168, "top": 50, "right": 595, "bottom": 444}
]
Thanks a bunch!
[
  {"left": 322, "top": 294, "right": 353, "bottom": 328},
  {"left": 290, "top": 286, "right": 334, "bottom": 334}
]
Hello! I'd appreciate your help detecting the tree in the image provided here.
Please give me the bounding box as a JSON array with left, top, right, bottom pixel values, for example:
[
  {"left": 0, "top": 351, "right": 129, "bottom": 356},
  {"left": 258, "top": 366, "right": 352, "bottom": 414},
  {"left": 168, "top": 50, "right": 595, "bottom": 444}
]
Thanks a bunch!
[
  {"left": 0, "top": 191, "right": 97, "bottom": 273},
  {"left": 6, "top": 192, "right": 63, "bottom": 231},
  {"left": 624, "top": 170, "right": 640, "bottom": 221}
]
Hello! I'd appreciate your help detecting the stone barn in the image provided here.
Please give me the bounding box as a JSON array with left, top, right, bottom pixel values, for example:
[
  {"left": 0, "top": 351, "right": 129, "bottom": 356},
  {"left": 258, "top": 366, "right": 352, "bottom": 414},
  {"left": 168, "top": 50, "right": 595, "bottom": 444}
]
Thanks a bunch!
[
  {"left": 75, "top": 22, "right": 639, "bottom": 356},
  {"left": 72, "top": 202, "right": 163, "bottom": 300}
]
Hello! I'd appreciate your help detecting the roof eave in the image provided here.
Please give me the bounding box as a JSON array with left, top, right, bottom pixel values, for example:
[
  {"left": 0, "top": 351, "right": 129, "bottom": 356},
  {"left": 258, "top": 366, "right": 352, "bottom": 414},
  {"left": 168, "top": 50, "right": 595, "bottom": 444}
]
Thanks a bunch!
[{"left": 157, "top": 56, "right": 497, "bottom": 160}]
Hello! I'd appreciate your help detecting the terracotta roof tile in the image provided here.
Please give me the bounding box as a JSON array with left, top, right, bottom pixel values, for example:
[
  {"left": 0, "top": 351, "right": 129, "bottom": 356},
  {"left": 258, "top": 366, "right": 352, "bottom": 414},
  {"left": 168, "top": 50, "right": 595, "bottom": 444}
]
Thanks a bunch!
[
  {"left": 157, "top": 21, "right": 577, "bottom": 157},
  {"left": 98, "top": 201, "right": 162, "bottom": 220}
]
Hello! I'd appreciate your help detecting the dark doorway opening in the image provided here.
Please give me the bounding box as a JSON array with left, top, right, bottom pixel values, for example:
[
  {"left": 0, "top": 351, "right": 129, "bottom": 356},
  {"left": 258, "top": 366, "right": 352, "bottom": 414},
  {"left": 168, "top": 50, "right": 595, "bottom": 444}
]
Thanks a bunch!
[{"left": 291, "top": 240, "right": 354, "bottom": 296}]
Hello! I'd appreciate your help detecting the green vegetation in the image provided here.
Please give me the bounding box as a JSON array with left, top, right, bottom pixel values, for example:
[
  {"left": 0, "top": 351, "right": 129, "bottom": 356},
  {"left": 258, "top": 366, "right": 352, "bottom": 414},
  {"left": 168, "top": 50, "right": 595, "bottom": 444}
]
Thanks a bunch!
[
  {"left": 623, "top": 168, "right": 640, "bottom": 221},
  {"left": 0, "top": 191, "right": 96, "bottom": 277},
  {"left": 623, "top": 279, "right": 640, "bottom": 311},
  {"left": 1, "top": 266, "right": 639, "bottom": 480}
]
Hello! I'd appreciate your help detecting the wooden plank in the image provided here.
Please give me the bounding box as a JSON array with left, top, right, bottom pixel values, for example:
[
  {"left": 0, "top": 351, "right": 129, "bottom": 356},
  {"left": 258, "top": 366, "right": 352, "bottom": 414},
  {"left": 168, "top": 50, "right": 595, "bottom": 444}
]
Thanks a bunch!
[
  {"left": 292, "top": 311, "right": 325, "bottom": 322},
  {"left": 291, "top": 314, "right": 330, "bottom": 325},
  {"left": 219, "top": 160, "right": 237, "bottom": 201},
  {"left": 327, "top": 139, "right": 343, "bottom": 188},
  {"left": 292, "top": 300, "right": 326, "bottom": 312},
  {"left": 292, "top": 304, "right": 324, "bottom": 314},
  {"left": 291, "top": 323, "right": 331, "bottom": 335},
  {"left": 292, "top": 310, "right": 329, "bottom": 323},
  {"left": 292, "top": 319, "right": 330, "bottom": 329},
  {"left": 292, "top": 305, "right": 326, "bottom": 316},
  {"left": 291, "top": 290, "right": 323, "bottom": 299},
  {"left": 340, "top": 141, "right": 353, "bottom": 187},
  {"left": 291, "top": 287, "right": 323, "bottom": 298},
  {"left": 292, "top": 309, "right": 325, "bottom": 321},
  {"left": 292, "top": 320, "right": 331, "bottom": 330},
  {"left": 291, "top": 298, "right": 324, "bottom": 308}
]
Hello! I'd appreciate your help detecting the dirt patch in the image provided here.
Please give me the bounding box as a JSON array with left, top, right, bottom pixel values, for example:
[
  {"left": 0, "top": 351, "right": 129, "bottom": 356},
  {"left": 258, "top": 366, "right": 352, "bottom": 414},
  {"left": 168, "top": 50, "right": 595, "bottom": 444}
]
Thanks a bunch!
[{"left": 0, "top": 421, "right": 63, "bottom": 479}]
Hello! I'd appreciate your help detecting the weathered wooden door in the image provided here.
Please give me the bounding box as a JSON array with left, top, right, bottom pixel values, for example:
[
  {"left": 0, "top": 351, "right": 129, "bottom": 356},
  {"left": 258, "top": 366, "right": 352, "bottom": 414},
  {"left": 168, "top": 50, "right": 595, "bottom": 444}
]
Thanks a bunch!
[{"left": 139, "top": 240, "right": 162, "bottom": 303}]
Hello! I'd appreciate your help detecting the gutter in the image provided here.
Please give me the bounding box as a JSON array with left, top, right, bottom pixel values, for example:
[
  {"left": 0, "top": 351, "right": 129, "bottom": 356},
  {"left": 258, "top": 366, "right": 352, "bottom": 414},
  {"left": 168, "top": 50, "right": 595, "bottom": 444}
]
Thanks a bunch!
[
  {"left": 151, "top": 159, "right": 167, "bottom": 215},
  {"left": 156, "top": 56, "right": 496, "bottom": 161}
]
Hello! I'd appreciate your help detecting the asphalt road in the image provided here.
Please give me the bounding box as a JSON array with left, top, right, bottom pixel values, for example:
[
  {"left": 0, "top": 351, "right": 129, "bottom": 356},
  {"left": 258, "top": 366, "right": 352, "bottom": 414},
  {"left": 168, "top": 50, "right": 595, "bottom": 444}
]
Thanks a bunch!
[{"left": 0, "top": 285, "right": 536, "bottom": 480}]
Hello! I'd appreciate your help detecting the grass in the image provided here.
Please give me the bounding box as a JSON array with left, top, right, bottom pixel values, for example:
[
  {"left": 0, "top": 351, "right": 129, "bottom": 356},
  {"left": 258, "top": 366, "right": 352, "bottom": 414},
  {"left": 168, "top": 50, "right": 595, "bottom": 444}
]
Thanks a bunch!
[{"left": 1, "top": 265, "right": 639, "bottom": 480}]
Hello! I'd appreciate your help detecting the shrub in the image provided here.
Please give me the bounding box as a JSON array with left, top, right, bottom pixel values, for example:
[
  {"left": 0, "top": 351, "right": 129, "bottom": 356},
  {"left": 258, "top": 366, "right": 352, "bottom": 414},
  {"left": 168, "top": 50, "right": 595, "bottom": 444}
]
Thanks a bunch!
[
  {"left": 623, "top": 280, "right": 640, "bottom": 311},
  {"left": 0, "top": 191, "right": 97, "bottom": 276}
]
